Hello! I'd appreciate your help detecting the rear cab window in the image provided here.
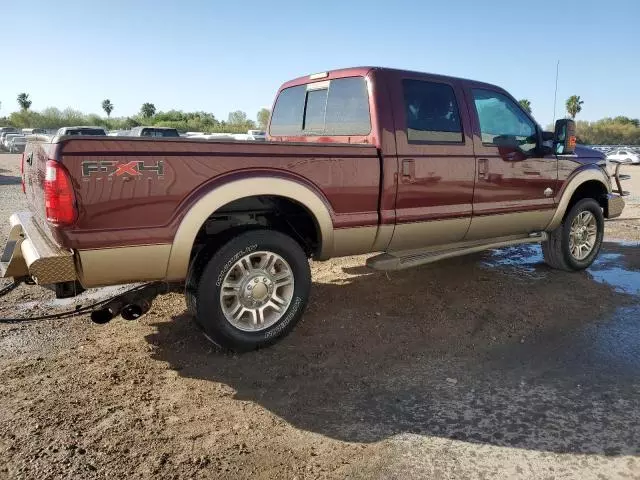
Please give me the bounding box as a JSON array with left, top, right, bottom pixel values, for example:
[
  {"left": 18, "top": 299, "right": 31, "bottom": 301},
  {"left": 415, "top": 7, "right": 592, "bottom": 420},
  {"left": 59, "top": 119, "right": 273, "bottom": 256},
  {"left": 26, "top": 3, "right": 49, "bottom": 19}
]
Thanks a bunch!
[{"left": 269, "top": 76, "right": 371, "bottom": 138}]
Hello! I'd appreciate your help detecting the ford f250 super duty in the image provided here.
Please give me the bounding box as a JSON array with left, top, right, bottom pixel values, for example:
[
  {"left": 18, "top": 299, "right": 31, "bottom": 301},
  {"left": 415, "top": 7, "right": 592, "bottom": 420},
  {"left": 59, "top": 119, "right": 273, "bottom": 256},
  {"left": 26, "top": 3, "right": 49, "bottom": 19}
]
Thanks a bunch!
[{"left": 0, "top": 67, "right": 628, "bottom": 351}]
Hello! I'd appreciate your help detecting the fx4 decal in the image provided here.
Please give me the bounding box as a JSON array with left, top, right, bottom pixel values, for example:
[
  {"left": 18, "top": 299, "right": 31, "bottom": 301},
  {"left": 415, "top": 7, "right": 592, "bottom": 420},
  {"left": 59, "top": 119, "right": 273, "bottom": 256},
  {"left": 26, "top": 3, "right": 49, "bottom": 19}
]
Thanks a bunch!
[{"left": 82, "top": 160, "right": 164, "bottom": 178}]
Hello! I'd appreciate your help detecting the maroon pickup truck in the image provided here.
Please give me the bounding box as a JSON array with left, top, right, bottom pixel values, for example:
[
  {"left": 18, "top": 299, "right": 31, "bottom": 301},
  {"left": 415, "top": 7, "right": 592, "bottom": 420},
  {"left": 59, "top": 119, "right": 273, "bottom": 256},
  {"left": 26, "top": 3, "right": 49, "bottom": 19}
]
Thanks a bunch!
[{"left": 0, "top": 67, "right": 627, "bottom": 351}]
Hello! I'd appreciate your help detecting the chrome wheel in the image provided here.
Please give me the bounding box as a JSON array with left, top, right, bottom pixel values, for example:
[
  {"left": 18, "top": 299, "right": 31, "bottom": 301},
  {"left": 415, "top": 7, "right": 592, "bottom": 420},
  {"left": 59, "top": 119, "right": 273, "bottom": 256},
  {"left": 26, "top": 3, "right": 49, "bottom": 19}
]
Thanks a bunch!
[
  {"left": 569, "top": 211, "right": 598, "bottom": 260},
  {"left": 219, "top": 251, "right": 294, "bottom": 332}
]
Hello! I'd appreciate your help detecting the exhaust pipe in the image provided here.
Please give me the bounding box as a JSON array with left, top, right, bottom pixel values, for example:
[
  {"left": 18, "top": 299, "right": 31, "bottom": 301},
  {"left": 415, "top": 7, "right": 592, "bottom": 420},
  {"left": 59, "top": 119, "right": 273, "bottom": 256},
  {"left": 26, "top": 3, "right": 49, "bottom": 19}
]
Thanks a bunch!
[
  {"left": 121, "top": 299, "right": 150, "bottom": 321},
  {"left": 90, "top": 304, "right": 121, "bottom": 324},
  {"left": 90, "top": 283, "right": 168, "bottom": 325}
]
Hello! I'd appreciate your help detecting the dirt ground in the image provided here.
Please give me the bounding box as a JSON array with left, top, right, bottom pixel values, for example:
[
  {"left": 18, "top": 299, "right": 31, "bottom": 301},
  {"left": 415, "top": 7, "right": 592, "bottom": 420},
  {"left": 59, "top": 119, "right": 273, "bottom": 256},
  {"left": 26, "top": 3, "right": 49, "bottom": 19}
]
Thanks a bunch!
[{"left": 1, "top": 153, "right": 639, "bottom": 479}]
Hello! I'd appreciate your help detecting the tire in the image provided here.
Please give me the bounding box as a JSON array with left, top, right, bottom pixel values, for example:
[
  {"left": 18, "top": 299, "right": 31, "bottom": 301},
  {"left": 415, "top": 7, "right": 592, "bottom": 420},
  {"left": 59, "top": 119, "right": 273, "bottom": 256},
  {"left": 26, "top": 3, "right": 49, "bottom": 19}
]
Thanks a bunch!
[
  {"left": 189, "top": 229, "right": 311, "bottom": 352},
  {"left": 542, "top": 198, "right": 604, "bottom": 271}
]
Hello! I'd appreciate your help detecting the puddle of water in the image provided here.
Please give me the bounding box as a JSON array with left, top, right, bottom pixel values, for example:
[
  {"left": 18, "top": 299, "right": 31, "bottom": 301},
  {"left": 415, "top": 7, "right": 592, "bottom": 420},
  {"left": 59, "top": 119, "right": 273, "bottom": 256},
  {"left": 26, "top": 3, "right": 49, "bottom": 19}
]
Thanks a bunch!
[
  {"left": 588, "top": 254, "right": 640, "bottom": 295},
  {"left": 483, "top": 241, "right": 640, "bottom": 295},
  {"left": 481, "top": 244, "right": 546, "bottom": 280}
]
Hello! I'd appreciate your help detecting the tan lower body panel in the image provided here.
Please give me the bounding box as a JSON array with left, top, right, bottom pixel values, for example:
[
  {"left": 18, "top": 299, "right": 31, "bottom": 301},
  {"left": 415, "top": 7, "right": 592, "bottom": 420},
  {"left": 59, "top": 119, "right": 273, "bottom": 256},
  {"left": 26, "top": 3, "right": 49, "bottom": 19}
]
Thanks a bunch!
[
  {"left": 77, "top": 244, "right": 171, "bottom": 288},
  {"left": 332, "top": 225, "right": 394, "bottom": 257},
  {"left": 465, "top": 210, "right": 554, "bottom": 241},
  {"left": 387, "top": 217, "right": 471, "bottom": 252}
]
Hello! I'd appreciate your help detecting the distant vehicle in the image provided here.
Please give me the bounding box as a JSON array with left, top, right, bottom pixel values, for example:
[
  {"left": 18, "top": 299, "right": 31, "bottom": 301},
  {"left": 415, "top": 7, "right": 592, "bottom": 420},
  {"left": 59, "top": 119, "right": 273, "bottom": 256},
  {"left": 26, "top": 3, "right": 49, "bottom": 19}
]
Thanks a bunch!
[
  {"left": 21, "top": 128, "right": 47, "bottom": 135},
  {"left": 129, "top": 126, "right": 180, "bottom": 138},
  {"left": 0, "top": 131, "right": 19, "bottom": 148},
  {"left": 8, "top": 135, "right": 27, "bottom": 153},
  {"left": 247, "top": 130, "right": 267, "bottom": 141},
  {"left": 607, "top": 149, "right": 640, "bottom": 165},
  {"left": 0, "top": 127, "right": 19, "bottom": 136},
  {"left": 2, "top": 133, "right": 23, "bottom": 150},
  {"left": 56, "top": 126, "right": 107, "bottom": 136},
  {"left": 107, "top": 130, "right": 130, "bottom": 136}
]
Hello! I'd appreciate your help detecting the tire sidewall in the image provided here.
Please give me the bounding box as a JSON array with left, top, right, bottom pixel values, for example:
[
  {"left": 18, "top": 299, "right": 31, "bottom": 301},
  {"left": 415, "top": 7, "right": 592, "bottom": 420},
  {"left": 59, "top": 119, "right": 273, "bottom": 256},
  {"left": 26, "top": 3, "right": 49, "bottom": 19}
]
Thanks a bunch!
[
  {"left": 561, "top": 198, "right": 604, "bottom": 270},
  {"left": 196, "top": 230, "right": 310, "bottom": 351}
]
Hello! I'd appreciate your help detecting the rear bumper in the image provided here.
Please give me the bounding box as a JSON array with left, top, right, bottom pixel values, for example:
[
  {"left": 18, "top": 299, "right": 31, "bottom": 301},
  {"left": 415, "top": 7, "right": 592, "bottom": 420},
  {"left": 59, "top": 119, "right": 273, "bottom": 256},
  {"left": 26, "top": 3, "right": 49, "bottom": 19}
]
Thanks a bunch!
[
  {"left": 606, "top": 194, "right": 625, "bottom": 219},
  {"left": 0, "top": 212, "right": 76, "bottom": 284}
]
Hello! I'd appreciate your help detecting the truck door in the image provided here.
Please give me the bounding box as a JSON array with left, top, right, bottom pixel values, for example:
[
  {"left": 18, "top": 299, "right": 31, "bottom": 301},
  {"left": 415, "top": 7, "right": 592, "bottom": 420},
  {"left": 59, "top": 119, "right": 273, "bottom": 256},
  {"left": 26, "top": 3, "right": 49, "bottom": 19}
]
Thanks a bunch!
[
  {"left": 464, "top": 86, "right": 558, "bottom": 240},
  {"left": 386, "top": 73, "right": 476, "bottom": 251}
]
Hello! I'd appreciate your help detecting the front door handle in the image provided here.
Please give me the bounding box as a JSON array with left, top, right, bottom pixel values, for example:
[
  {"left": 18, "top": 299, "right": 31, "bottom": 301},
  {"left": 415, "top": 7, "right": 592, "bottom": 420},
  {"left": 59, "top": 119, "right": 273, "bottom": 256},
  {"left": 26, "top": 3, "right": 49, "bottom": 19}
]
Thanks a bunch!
[{"left": 402, "top": 159, "right": 415, "bottom": 183}]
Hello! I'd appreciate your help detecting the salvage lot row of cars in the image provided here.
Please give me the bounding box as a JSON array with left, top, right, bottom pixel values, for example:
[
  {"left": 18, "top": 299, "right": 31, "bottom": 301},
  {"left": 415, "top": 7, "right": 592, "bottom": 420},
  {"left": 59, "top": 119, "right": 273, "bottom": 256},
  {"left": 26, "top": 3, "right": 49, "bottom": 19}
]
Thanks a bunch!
[{"left": 0, "top": 126, "right": 268, "bottom": 152}]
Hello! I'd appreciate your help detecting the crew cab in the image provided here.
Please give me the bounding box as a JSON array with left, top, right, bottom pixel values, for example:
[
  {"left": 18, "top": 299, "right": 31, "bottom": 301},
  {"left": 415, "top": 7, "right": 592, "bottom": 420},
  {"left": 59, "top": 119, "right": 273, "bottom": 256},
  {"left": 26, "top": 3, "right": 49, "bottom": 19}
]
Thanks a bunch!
[{"left": 0, "top": 67, "right": 627, "bottom": 351}]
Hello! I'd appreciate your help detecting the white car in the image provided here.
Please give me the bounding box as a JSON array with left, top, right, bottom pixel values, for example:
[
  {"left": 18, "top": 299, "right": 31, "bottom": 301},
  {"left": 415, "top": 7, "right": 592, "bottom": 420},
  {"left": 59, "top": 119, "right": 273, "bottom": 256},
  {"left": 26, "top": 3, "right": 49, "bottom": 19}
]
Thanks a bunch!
[
  {"left": 8, "top": 135, "right": 27, "bottom": 153},
  {"left": 606, "top": 149, "right": 640, "bottom": 165},
  {"left": 2, "top": 133, "right": 22, "bottom": 151}
]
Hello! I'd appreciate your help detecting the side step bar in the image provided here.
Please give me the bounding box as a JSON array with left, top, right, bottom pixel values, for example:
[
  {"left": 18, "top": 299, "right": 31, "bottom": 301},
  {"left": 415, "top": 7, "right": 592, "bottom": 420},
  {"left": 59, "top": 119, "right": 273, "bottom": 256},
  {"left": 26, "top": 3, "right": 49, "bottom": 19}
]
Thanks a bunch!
[{"left": 367, "top": 233, "right": 548, "bottom": 271}]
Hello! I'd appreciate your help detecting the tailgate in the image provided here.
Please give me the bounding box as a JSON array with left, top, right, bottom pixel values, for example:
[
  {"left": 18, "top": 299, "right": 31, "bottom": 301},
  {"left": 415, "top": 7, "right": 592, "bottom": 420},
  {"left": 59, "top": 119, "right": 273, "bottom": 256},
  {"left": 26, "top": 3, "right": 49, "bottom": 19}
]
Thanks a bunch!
[{"left": 22, "top": 137, "right": 55, "bottom": 222}]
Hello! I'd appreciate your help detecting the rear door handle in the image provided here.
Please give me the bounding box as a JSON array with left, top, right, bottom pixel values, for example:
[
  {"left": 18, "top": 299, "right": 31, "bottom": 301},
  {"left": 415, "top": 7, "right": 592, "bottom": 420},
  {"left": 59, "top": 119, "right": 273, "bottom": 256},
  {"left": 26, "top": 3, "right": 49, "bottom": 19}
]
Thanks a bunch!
[
  {"left": 402, "top": 159, "right": 415, "bottom": 183},
  {"left": 478, "top": 158, "right": 488, "bottom": 179}
]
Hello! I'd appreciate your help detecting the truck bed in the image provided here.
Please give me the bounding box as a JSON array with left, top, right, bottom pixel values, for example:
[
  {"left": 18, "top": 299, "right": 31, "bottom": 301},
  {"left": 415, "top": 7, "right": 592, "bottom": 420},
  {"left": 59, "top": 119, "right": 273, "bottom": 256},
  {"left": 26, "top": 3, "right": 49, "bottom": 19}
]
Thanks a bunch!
[{"left": 23, "top": 136, "right": 382, "bottom": 251}]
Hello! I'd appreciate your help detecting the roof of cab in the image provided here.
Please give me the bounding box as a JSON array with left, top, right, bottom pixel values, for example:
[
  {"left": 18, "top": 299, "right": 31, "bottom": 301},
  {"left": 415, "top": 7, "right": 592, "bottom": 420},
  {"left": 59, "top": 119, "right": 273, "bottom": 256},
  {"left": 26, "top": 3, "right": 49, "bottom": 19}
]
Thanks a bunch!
[{"left": 278, "top": 66, "right": 501, "bottom": 92}]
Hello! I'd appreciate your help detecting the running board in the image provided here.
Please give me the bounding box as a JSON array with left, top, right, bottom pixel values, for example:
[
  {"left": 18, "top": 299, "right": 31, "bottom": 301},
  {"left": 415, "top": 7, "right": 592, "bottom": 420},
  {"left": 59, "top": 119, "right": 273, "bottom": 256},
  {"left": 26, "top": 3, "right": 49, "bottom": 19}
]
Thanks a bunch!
[{"left": 367, "top": 233, "right": 548, "bottom": 271}]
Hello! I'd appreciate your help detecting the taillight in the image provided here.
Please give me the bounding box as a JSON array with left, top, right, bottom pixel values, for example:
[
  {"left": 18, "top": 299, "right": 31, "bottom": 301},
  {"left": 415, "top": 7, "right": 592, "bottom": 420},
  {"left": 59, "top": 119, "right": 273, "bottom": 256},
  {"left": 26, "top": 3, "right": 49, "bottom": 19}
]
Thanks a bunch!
[
  {"left": 44, "top": 160, "right": 77, "bottom": 225},
  {"left": 20, "top": 153, "right": 25, "bottom": 193}
]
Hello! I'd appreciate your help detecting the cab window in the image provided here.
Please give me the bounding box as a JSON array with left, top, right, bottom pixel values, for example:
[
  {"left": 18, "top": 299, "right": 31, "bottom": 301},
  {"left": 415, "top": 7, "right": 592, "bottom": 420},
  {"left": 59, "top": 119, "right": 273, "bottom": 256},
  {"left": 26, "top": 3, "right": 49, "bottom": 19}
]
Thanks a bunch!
[
  {"left": 270, "top": 77, "right": 371, "bottom": 136},
  {"left": 402, "top": 79, "right": 463, "bottom": 143},
  {"left": 472, "top": 89, "right": 537, "bottom": 153}
]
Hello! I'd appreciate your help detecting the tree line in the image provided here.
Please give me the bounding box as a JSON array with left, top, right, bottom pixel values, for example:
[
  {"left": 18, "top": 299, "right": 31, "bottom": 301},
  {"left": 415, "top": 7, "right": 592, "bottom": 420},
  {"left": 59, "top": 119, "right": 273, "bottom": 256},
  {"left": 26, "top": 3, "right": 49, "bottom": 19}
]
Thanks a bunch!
[
  {"left": 2, "top": 93, "right": 272, "bottom": 134},
  {"left": 3, "top": 92, "right": 639, "bottom": 145},
  {"left": 519, "top": 95, "right": 639, "bottom": 145}
]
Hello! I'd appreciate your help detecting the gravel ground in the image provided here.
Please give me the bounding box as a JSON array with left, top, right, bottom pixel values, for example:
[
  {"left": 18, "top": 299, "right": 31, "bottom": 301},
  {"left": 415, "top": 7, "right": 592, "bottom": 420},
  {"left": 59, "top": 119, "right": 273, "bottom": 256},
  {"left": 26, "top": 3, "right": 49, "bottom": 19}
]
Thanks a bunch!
[{"left": 0, "top": 153, "right": 639, "bottom": 479}]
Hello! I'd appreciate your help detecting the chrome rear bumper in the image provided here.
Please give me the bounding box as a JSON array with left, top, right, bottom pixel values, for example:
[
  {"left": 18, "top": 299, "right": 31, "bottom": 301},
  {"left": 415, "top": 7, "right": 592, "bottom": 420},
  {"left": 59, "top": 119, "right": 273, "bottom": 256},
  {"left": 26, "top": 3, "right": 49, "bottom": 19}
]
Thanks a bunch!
[{"left": 0, "top": 212, "right": 76, "bottom": 284}]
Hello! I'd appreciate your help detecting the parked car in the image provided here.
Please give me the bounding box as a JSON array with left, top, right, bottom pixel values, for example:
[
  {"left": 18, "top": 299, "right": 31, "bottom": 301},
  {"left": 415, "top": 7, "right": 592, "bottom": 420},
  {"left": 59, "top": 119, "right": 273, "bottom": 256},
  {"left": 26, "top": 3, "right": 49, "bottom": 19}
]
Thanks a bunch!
[
  {"left": 606, "top": 148, "right": 640, "bottom": 165},
  {"left": 129, "top": 126, "right": 180, "bottom": 138},
  {"left": 56, "top": 126, "right": 107, "bottom": 136},
  {"left": 2, "top": 133, "right": 23, "bottom": 151},
  {"left": 0, "top": 126, "right": 19, "bottom": 136},
  {"left": 247, "top": 129, "right": 267, "bottom": 141},
  {"left": 0, "top": 130, "right": 20, "bottom": 149},
  {"left": 21, "top": 128, "right": 47, "bottom": 135},
  {"left": 8, "top": 135, "right": 27, "bottom": 153},
  {"left": 1, "top": 66, "right": 628, "bottom": 352}
]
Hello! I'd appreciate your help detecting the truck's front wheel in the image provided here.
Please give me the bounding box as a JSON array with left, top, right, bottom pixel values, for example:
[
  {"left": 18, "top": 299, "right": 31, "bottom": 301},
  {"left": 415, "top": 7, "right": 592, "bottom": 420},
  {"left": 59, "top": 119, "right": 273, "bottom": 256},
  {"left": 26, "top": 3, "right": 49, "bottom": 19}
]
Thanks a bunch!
[
  {"left": 542, "top": 198, "right": 604, "bottom": 271},
  {"left": 189, "top": 230, "right": 311, "bottom": 352}
]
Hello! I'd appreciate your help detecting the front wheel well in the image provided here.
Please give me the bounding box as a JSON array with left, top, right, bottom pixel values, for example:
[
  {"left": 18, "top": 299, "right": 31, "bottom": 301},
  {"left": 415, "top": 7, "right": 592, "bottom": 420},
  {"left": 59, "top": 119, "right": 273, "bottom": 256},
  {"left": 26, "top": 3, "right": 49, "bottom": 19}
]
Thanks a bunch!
[{"left": 565, "top": 180, "right": 609, "bottom": 218}]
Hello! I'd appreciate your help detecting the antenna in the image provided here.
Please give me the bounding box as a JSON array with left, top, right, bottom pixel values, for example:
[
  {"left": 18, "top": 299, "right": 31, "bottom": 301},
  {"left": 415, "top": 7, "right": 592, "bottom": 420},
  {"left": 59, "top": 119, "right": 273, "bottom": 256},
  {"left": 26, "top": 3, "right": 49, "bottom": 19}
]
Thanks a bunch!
[{"left": 552, "top": 60, "right": 560, "bottom": 124}]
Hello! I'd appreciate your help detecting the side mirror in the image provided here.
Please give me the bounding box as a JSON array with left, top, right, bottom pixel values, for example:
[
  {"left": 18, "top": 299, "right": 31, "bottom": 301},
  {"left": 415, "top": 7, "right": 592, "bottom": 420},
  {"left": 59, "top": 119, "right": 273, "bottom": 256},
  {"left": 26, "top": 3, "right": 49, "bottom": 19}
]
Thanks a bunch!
[{"left": 554, "top": 119, "right": 577, "bottom": 155}]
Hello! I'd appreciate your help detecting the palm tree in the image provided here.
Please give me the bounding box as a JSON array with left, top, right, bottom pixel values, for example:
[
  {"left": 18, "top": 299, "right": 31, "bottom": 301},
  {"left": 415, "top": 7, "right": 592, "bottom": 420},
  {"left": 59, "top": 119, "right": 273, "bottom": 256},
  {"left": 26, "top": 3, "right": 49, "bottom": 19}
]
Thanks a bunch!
[
  {"left": 566, "top": 95, "right": 584, "bottom": 119},
  {"left": 140, "top": 103, "right": 156, "bottom": 118},
  {"left": 102, "top": 99, "right": 114, "bottom": 118},
  {"left": 518, "top": 99, "right": 532, "bottom": 114},
  {"left": 17, "top": 93, "right": 32, "bottom": 111}
]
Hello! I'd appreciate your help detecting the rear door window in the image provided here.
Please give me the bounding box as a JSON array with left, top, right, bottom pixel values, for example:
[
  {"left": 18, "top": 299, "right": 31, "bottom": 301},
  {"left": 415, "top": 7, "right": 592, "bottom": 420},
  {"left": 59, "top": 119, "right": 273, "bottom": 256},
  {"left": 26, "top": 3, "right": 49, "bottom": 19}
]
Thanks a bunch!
[
  {"left": 402, "top": 79, "right": 463, "bottom": 143},
  {"left": 270, "top": 77, "right": 371, "bottom": 136}
]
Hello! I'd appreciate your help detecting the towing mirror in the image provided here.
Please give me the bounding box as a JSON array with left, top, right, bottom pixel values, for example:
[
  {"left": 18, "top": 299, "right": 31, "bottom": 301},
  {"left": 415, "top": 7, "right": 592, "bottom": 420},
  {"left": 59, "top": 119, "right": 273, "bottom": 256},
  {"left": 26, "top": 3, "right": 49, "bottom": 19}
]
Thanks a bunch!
[{"left": 554, "top": 119, "right": 577, "bottom": 155}]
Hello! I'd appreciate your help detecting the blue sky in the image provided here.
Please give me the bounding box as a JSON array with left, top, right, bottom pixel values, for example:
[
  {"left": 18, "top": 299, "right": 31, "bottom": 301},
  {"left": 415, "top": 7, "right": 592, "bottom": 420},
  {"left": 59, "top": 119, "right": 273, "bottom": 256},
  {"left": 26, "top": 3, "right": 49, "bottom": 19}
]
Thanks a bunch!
[{"left": 2, "top": 0, "right": 638, "bottom": 127}]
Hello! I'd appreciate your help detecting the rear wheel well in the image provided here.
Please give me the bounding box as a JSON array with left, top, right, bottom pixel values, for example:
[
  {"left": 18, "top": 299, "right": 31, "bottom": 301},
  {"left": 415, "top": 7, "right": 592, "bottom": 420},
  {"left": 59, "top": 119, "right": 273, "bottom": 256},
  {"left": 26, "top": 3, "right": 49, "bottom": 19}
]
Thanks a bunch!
[
  {"left": 189, "top": 196, "right": 320, "bottom": 268},
  {"left": 565, "top": 180, "right": 608, "bottom": 218}
]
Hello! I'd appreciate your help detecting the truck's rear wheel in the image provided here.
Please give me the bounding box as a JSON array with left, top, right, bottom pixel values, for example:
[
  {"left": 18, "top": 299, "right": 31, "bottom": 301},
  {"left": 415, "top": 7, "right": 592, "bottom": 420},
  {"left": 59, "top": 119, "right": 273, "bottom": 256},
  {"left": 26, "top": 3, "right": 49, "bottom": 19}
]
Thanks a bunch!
[
  {"left": 189, "top": 230, "right": 311, "bottom": 352},
  {"left": 542, "top": 198, "right": 604, "bottom": 271}
]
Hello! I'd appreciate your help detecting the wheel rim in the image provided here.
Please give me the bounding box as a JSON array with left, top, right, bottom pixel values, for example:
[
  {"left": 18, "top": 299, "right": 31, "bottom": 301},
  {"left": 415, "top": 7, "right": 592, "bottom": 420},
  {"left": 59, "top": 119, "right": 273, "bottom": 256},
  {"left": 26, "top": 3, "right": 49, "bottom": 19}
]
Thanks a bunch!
[
  {"left": 569, "top": 211, "right": 598, "bottom": 261},
  {"left": 219, "top": 251, "right": 294, "bottom": 332}
]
